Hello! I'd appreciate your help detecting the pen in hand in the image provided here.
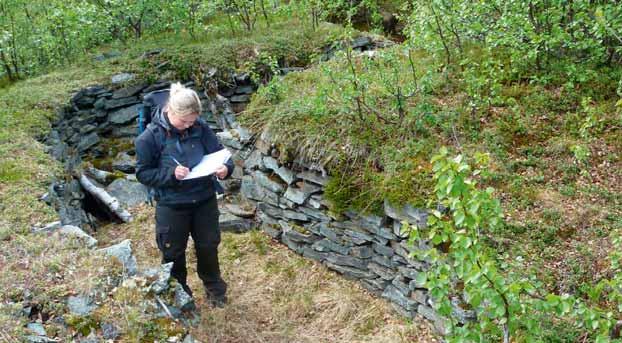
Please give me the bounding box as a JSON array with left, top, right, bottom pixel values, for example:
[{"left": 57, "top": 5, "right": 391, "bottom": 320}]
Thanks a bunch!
[
  {"left": 172, "top": 157, "right": 190, "bottom": 180},
  {"left": 171, "top": 157, "right": 183, "bottom": 167}
]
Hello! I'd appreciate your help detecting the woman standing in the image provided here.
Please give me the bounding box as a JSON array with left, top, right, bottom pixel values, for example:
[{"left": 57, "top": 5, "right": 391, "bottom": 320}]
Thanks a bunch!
[{"left": 135, "top": 82, "right": 233, "bottom": 307}]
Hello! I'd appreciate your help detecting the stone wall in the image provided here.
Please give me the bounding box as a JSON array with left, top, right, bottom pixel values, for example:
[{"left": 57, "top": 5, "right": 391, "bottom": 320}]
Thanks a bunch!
[{"left": 220, "top": 128, "right": 474, "bottom": 334}]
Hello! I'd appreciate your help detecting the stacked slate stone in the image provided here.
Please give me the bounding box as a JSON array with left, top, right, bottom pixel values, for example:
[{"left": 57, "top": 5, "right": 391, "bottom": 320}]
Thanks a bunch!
[
  {"left": 320, "top": 35, "right": 394, "bottom": 61},
  {"left": 44, "top": 72, "right": 258, "bottom": 227},
  {"left": 48, "top": 72, "right": 256, "bottom": 161},
  {"left": 226, "top": 128, "right": 473, "bottom": 335}
]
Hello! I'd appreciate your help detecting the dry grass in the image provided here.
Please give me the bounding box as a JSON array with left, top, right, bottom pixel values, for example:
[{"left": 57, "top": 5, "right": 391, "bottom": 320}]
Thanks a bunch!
[{"left": 99, "top": 205, "right": 438, "bottom": 343}]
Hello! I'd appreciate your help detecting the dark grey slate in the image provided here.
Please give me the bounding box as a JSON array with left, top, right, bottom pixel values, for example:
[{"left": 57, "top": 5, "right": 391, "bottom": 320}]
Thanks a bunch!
[
  {"left": 83, "top": 85, "right": 108, "bottom": 97},
  {"left": 283, "top": 187, "right": 308, "bottom": 204},
  {"left": 411, "top": 289, "right": 427, "bottom": 305},
  {"left": 259, "top": 212, "right": 281, "bottom": 239},
  {"left": 244, "top": 150, "right": 264, "bottom": 171},
  {"left": 384, "top": 199, "right": 428, "bottom": 229},
  {"left": 241, "top": 176, "right": 279, "bottom": 206},
  {"left": 77, "top": 132, "right": 100, "bottom": 152},
  {"left": 108, "top": 103, "right": 141, "bottom": 124},
  {"left": 281, "top": 233, "right": 304, "bottom": 254},
  {"left": 408, "top": 278, "right": 426, "bottom": 290},
  {"left": 312, "top": 239, "right": 350, "bottom": 255},
  {"left": 94, "top": 97, "right": 106, "bottom": 111},
  {"left": 373, "top": 242, "right": 395, "bottom": 257},
  {"left": 326, "top": 253, "right": 368, "bottom": 270},
  {"left": 278, "top": 196, "right": 296, "bottom": 209},
  {"left": 392, "top": 254, "right": 407, "bottom": 265},
  {"left": 302, "top": 246, "right": 328, "bottom": 262},
  {"left": 111, "top": 151, "right": 136, "bottom": 174},
  {"left": 261, "top": 222, "right": 282, "bottom": 239},
  {"left": 216, "top": 131, "right": 244, "bottom": 150},
  {"left": 392, "top": 276, "right": 411, "bottom": 297},
  {"left": 105, "top": 96, "right": 139, "bottom": 110},
  {"left": 324, "top": 262, "right": 374, "bottom": 280},
  {"left": 296, "top": 170, "right": 328, "bottom": 186},
  {"left": 393, "top": 220, "right": 411, "bottom": 239},
  {"left": 319, "top": 223, "right": 342, "bottom": 242},
  {"left": 372, "top": 255, "right": 395, "bottom": 269},
  {"left": 107, "top": 178, "right": 148, "bottom": 207},
  {"left": 275, "top": 166, "right": 296, "bottom": 185},
  {"left": 343, "top": 229, "right": 374, "bottom": 245},
  {"left": 331, "top": 220, "right": 360, "bottom": 230},
  {"left": 368, "top": 262, "right": 396, "bottom": 280},
  {"left": 362, "top": 277, "right": 389, "bottom": 292},
  {"left": 382, "top": 285, "right": 418, "bottom": 311},
  {"left": 298, "top": 206, "right": 331, "bottom": 221},
  {"left": 280, "top": 221, "right": 320, "bottom": 244},
  {"left": 219, "top": 212, "right": 254, "bottom": 233},
  {"left": 307, "top": 197, "right": 323, "bottom": 209},
  {"left": 79, "top": 124, "right": 98, "bottom": 135},
  {"left": 73, "top": 95, "right": 96, "bottom": 110},
  {"left": 253, "top": 171, "right": 285, "bottom": 194},
  {"left": 58, "top": 225, "right": 98, "bottom": 248},
  {"left": 263, "top": 156, "right": 279, "bottom": 171},
  {"left": 397, "top": 266, "right": 420, "bottom": 280},
  {"left": 360, "top": 279, "right": 384, "bottom": 296},
  {"left": 257, "top": 202, "right": 309, "bottom": 222},
  {"left": 111, "top": 84, "right": 147, "bottom": 99},
  {"left": 349, "top": 245, "right": 373, "bottom": 259}
]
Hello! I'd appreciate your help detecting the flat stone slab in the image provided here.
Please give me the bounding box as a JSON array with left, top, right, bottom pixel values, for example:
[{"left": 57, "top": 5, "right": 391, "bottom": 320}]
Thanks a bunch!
[
  {"left": 106, "top": 178, "right": 148, "bottom": 208},
  {"left": 67, "top": 295, "right": 96, "bottom": 316},
  {"left": 108, "top": 103, "right": 141, "bottom": 124},
  {"left": 58, "top": 225, "right": 98, "bottom": 248},
  {"left": 97, "top": 239, "right": 137, "bottom": 276},
  {"left": 219, "top": 212, "right": 254, "bottom": 232}
]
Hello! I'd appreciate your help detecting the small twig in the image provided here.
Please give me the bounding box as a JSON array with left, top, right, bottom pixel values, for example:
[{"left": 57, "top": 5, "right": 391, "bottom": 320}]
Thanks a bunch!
[
  {"left": 451, "top": 124, "right": 462, "bottom": 151},
  {"left": 156, "top": 296, "right": 174, "bottom": 318}
]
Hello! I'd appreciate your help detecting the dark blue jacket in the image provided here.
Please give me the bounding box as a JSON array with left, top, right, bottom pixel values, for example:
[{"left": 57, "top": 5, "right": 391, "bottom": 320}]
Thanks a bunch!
[{"left": 134, "top": 110, "right": 234, "bottom": 206}]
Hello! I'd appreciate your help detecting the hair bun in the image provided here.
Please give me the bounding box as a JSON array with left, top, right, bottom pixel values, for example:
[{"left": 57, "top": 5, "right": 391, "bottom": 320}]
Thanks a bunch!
[{"left": 169, "top": 82, "right": 184, "bottom": 96}]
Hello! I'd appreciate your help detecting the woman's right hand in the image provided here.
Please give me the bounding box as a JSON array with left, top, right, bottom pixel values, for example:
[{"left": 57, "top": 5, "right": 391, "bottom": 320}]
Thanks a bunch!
[{"left": 174, "top": 166, "right": 190, "bottom": 180}]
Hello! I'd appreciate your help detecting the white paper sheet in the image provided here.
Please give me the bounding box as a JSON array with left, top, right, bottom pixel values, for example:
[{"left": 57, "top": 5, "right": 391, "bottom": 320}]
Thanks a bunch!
[{"left": 183, "top": 149, "right": 232, "bottom": 180}]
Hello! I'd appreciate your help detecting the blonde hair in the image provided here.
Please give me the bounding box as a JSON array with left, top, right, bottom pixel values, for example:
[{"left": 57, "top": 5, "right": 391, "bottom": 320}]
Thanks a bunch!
[{"left": 167, "top": 82, "right": 202, "bottom": 117}]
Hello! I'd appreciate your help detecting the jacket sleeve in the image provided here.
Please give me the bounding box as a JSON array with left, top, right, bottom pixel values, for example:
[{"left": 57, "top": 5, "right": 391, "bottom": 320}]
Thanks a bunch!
[
  {"left": 134, "top": 130, "right": 179, "bottom": 188},
  {"left": 201, "top": 124, "right": 234, "bottom": 179}
]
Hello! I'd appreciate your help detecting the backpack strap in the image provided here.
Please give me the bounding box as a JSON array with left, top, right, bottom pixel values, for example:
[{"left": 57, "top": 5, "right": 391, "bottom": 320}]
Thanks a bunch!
[{"left": 146, "top": 123, "right": 168, "bottom": 160}]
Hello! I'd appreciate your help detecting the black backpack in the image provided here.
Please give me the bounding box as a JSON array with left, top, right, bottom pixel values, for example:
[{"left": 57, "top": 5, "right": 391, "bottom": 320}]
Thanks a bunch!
[{"left": 137, "top": 89, "right": 169, "bottom": 134}]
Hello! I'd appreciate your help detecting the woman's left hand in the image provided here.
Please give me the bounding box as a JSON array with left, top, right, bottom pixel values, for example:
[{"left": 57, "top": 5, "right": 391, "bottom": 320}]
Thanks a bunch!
[{"left": 214, "top": 165, "right": 228, "bottom": 180}]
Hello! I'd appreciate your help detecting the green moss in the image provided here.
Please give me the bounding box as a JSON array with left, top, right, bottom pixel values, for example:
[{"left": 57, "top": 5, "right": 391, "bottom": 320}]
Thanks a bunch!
[{"left": 65, "top": 314, "right": 100, "bottom": 337}]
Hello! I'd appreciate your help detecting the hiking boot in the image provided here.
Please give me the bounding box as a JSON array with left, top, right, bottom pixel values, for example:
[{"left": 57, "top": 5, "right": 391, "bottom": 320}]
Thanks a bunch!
[{"left": 204, "top": 288, "right": 227, "bottom": 308}]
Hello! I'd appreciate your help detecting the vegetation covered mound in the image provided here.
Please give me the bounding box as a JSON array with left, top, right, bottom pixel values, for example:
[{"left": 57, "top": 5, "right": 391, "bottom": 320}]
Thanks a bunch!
[{"left": 242, "top": 1, "right": 622, "bottom": 341}]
